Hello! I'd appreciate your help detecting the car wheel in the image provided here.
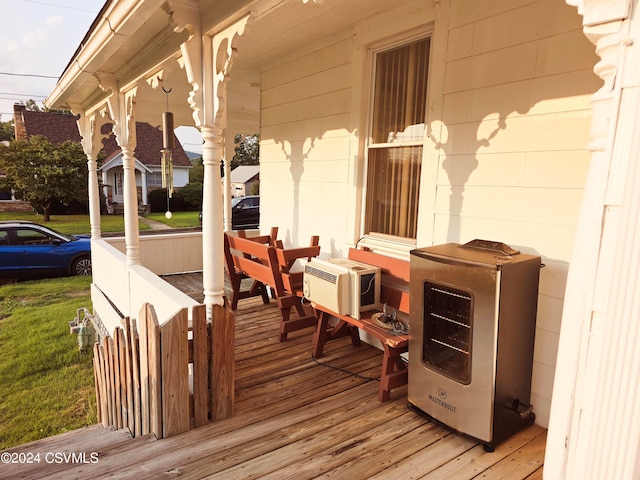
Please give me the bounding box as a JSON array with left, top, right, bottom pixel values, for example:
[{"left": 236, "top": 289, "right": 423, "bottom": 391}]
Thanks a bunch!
[{"left": 71, "top": 256, "right": 92, "bottom": 276}]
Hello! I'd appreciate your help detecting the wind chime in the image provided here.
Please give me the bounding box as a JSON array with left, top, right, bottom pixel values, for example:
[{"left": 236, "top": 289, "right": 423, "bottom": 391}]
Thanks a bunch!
[{"left": 161, "top": 86, "right": 174, "bottom": 219}]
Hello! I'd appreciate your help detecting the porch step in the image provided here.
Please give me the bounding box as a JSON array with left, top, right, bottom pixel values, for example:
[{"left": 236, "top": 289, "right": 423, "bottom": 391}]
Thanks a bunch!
[{"left": 0, "top": 424, "right": 156, "bottom": 478}]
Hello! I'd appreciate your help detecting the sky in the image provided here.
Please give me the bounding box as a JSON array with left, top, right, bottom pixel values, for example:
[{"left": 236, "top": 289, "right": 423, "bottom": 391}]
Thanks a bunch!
[{"left": 0, "top": 0, "right": 203, "bottom": 154}]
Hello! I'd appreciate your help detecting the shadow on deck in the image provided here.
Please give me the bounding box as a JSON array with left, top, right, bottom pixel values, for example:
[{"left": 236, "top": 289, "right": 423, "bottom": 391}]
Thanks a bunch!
[{"left": 1, "top": 274, "right": 546, "bottom": 479}]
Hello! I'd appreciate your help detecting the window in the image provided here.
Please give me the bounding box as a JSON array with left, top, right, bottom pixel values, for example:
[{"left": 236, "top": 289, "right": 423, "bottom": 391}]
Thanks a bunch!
[
  {"left": 147, "top": 172, "right": 164, "bottom": 187},
  {"left": 0, "top": 230, "right": 9, "bottom": 246},
  {"left": 364, "top": 37, "right": 430, "bottom": 240},
  {"left": 15, "top": 228, "right": 54, "bottom": 245}
]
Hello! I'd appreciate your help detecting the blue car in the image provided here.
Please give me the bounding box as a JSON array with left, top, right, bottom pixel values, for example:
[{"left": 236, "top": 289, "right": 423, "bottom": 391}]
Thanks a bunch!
[{"left": 0, "top": 221, "right": 92, "bottom": 280}]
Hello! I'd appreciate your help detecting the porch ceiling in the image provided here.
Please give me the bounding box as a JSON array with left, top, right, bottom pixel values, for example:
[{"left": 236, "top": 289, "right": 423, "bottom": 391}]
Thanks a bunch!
[
  {"left": 45, "top": 0, "right": 394, "bottom": 127},
  {"left": 232, "top": 0, "right": 393, "bottom": 71}
]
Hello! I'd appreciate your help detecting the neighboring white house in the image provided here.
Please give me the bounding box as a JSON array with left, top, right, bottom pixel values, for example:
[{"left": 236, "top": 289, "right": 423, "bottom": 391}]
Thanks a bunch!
[
  {"left": 225, "top": 165, "right": 259, "bottom": 197},
  {"left": 12, "top": 104, "right": 191, "bottom": 210},
  {"left": 44, "top": 1, "right": 640, "bottom": 478},
  {"left": 100, "top": 121, "right": 191, "bottom": 208}
]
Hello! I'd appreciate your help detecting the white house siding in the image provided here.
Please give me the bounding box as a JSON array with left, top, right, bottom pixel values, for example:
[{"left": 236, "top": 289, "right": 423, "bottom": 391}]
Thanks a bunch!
[
  {"left": 259, "top": 0, "right": 597, "bottom": 429},
  {"left": 227, "top": 70, "right": 262, "bottom": 162},
  {"left": 137, "top": 168, "right": 190, "bottom": 190},
  {"left": 260, "top": 34, "right": 355, "bottom": 253},
  {"left": 430, "top": 0, "right": 601, "bottom": 428}
]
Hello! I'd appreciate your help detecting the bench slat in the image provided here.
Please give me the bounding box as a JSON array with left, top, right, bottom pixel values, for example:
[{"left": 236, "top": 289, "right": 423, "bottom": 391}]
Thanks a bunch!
[
  {"left": 348, "top": 248, "right": 410, "bottom": 283},
  {"left": 380, "top": 286, "right": 410, "bottom": 315}
]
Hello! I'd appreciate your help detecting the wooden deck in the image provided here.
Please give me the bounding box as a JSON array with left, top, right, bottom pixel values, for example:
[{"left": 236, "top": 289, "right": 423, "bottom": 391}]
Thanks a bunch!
[{"left": 1, "top": 274, "right": 546, "bottom": 479}]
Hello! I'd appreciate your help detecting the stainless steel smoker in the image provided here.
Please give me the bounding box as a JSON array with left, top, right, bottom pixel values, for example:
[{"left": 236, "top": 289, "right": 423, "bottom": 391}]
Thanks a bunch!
[{"left": 408, "top": 240, "right": 540, "bottom": 451}]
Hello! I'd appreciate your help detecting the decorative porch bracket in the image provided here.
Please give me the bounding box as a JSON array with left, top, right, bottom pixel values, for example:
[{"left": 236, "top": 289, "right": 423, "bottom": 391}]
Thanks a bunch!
[{"left": 96, "top": 72, "right": 141, "bottom": 266}]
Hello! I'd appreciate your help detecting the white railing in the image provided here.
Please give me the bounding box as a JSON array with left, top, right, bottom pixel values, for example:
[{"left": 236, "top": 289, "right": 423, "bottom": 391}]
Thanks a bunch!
[
  {"left": 91, "top": 234, "right": 202, "bottom": 331},
  {"left": 104, "top": 231, "right": 203, "bottom": 275}
]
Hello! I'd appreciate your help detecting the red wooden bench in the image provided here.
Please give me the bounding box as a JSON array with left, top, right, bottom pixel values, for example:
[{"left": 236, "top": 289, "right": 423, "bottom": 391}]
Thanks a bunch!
[
  {"left": 311, "top": 248, "right": 410, "bottom": 401},
  {"left": 223, "top": 227, "right": 279, "bottom": 310},
  {"left": 275, "top": 235, "right": 320, "bottom": 295},
  {"left": 224, "top": 232, "right": 320, "bottom": 341}
]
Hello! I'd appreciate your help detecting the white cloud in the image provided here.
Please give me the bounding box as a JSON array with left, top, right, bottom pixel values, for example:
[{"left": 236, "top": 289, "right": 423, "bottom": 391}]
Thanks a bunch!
[
  {"left": 46, "top": 15, "right": 63, "bottom": 28},
  {"left": 22, "top": 16, "right": 63, "bottom": 49}
]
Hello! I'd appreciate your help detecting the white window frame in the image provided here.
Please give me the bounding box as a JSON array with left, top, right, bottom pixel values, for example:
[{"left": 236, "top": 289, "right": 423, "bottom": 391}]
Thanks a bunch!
[{"left": 358, "top": 29, "right": 433, "bottom": 250}]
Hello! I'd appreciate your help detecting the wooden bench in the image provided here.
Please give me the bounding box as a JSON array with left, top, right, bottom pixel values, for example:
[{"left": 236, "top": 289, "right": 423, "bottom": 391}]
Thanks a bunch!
[
  {"left": 275, "top": 235, "right": 320, "bottom": 295},
  {"left": 223, "top": 228, "right": 278, "bottom": 310},
  {"left": 224, "top": 232, "right": 320, "bottom": 341},
  {"left": 311, "top": 248, "right": 410, "bottom": 402}
]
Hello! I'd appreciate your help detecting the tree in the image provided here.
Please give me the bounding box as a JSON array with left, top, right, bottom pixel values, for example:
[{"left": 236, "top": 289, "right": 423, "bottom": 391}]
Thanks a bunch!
[
  {"left": 0, "top": 119, "right": 14, "bottom": 142},
  {"left": 189, "top": 157, "right": 204, "bottom": 184},
  {"left": 24, "top": 99, "right": 43, "bottom": 112},
  {"left": 231, "top": 133, "right": 259, "bottom": 170},
  {"left": 0, "top": 135, "right": 88, "bottom": 221}
]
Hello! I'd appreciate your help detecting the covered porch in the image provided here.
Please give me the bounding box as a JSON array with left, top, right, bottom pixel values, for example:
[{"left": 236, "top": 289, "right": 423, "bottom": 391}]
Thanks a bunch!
[{"left": 42, "top": 0, "right": 640, "bottom": 478}]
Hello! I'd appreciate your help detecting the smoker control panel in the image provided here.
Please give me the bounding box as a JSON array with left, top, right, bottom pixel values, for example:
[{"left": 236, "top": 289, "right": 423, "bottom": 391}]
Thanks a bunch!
[{"left": 462, "top": 239, "right": 520, "bottom": 256}]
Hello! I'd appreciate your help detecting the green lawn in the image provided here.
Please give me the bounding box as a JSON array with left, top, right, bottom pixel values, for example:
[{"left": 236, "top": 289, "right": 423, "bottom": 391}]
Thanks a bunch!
[
  {"left": 145, "top": 211, "right": 200, "bottom": 228},
  {"left": 0, "top": 276, "right": 97, "bottom": 449},
  {"left": 0, "top": 212, "right": 151, "bottom": 234},
  {"left": 0, "top": 211, "right": 203, "bottom": 233}
]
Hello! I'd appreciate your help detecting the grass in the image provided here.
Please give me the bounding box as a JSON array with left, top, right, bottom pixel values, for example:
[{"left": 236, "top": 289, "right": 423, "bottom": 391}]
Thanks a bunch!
[
  {"left": 0, "top": 276, "right": 97, "bottom": 449},
  {"left": 0, "top": 212, "right": 150, "bottom": 234},
  {"left": 0, "top": 209, "right": 198, "bottom": 449},
  {"left": 145, "top": 211, "right": 200, "bottom": 228}
]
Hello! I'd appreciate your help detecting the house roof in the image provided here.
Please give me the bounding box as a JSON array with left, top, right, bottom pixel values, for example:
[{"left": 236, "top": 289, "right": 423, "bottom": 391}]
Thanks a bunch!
[
  {"left": 229, "top": 165, "right": 259, "bottom": 184},
  {"left": 14, "top": 104, "right": 191, "bottom": 168},
  {"left": 100, "top": 122, "right": 191, "bottom": 168},
  {"left": 16, "top": 108, "right": 82, "bottom": 145}
]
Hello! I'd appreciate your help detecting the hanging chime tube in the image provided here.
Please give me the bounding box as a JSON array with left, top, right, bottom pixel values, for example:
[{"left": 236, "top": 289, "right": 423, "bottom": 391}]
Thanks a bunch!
[
  {"left": 161, "top": 111, "right": 175, "bottom": 198},
  {"left": 162, "top": 112, "right": 175, "bottom": 149}
]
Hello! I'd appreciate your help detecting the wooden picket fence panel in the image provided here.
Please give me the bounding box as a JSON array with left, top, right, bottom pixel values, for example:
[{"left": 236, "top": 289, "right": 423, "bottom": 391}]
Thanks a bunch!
[{"left": 93, "top": 303, "right": 235, "bottom": 438}]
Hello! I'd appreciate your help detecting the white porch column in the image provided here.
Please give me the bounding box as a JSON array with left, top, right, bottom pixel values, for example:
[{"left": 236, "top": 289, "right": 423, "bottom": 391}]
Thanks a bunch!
[
  {"left": 201, "top": 125, "right": 226, "bottom": 307},
  {"left": 141, "top": 170, "right": 148, "bottom": 206},
  {"left": 96, "top": 74, "right": 141, "bottom": 266},
  {"left": 223, "top": 148, "right": 232, "bottom": 232},
  {"left": 86, "top": 153, "right": 101, "bottom": 239},
  {"left": 73, "top": 108, "right": 110, "bottom": 240},
  {"left": 121, "top": 143, "right": 141, "bottom": 266},
  {"left": 102, "top": 171, "right": 109, "bottom": 199},
  {"left": 171, "top": 4, "right": 251, "bottom": 311},
  {"left": 547, "top": 1, "right": 638, "bottom": 479}
]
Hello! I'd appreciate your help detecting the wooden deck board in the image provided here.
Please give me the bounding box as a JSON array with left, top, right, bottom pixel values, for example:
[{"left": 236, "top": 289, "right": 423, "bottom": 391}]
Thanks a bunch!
[{"left": 0, "top": 273, "right": 546, "bottom": 479}]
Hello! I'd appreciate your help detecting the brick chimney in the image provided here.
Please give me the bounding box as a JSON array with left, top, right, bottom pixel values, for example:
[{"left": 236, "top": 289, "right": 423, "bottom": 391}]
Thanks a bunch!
[{"left": 13, "top": 104, "right": 27, "bottom": 141}]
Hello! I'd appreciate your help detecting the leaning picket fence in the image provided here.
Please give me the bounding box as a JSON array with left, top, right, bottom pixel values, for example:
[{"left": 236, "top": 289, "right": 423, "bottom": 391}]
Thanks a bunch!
[{"left": 92, "top": 303, "right": 234, "bottom": 438}]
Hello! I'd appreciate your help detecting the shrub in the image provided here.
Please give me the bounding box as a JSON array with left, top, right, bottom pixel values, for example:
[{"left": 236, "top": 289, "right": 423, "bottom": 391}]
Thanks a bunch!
[{"left": 179, "top": 182, "right": 203, "bottom": 210}]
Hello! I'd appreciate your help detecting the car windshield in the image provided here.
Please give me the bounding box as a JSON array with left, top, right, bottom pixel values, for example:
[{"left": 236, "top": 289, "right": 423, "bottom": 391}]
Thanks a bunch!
[{"left": 231, "top": 197, "right": 243, "bottom": 208}]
